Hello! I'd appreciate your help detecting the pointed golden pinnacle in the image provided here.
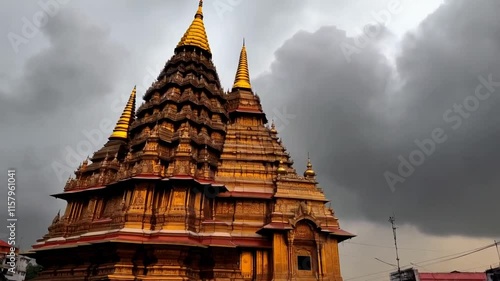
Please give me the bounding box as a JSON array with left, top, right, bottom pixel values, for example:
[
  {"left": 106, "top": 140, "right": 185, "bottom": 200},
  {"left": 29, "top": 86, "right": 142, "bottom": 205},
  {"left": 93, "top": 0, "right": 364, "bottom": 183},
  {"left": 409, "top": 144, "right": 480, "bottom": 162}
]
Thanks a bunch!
[
  {"left": 177, "top": 0, "right": 211, "bottom": 53},
  {"left": 110, "top": 86, "right": 136, "bottom": 140},
  {"left": 304, "top": 156, "right": 316, "bottom": 177},
  {"left": 232, "top": 40, "right": 252, "bottom": 90}
]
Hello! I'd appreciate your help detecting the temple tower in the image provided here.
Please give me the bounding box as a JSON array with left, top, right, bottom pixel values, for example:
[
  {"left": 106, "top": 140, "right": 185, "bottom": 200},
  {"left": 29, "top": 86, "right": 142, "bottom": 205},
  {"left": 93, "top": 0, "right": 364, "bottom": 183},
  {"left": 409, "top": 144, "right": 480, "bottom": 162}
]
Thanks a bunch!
[{"left": 29, "top": 2, "right": 354, "bottom": 280}]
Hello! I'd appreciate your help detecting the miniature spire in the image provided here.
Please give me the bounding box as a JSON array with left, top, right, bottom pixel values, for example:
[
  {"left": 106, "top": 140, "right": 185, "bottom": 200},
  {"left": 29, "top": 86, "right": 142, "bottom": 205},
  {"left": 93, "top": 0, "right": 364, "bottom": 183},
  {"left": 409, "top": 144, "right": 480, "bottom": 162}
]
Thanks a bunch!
[
  {"left": 232, "top": 39, "right": 252, "bottom": 90},
  {"left": 110, "top": 86, "right": 136, "bottom": 140},
  {"left": 304, "top": 154, "right": 316, "bottom": 178},
  {"left": 52, "top": 210, "right": 60, "bottom": 224},
  {"left": 176, "top": 0, "right": 211, "bottom": 53}
]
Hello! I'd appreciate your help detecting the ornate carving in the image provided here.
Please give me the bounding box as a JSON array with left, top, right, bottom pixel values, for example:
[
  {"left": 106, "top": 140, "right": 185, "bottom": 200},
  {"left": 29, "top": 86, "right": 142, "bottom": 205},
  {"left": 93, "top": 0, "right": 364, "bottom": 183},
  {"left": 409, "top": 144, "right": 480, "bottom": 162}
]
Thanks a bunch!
[
  {"left": 173, "top": 190, "right": 185, "bottom": 206},
  {"left": 235, "top": 202, "right": 243, "bottom": 213},
  {"left": 32, "top": 6, "right": 351, "bottom": 280},
  {"left": 294, "top": 221, "right": 314, "bottom": 240},
  {"left": 52, "top": 211, "right": 60, "bottom": 224},
  {"left": 133, "top": 194, "right": 145, "bottom": 205}
]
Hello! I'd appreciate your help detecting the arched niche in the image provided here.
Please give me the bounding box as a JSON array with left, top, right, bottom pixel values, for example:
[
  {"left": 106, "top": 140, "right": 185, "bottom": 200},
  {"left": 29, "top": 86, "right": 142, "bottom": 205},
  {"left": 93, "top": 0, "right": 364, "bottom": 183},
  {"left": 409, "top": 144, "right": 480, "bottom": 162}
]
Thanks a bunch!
[{"left": 291, "top": 220, "right": 319, "bottom": 279}]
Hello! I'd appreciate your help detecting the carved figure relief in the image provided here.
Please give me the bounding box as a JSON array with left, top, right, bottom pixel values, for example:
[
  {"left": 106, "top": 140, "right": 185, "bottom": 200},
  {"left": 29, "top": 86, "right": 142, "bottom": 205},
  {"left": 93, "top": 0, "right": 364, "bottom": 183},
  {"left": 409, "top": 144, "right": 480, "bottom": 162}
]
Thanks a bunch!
[
  {"left": 134, "top": 195, "right": 145, "bottom": 205},
  {"left": 173, "top": 190, "right": 185, "bottom": 205}
]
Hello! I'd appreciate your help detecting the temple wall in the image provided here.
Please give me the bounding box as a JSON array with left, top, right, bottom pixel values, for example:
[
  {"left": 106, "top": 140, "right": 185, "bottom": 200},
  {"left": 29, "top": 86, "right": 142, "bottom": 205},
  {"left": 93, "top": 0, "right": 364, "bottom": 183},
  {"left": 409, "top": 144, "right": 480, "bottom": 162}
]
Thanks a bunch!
[{"left": 33, "top": 244, "right": 277, "bottom": 281}]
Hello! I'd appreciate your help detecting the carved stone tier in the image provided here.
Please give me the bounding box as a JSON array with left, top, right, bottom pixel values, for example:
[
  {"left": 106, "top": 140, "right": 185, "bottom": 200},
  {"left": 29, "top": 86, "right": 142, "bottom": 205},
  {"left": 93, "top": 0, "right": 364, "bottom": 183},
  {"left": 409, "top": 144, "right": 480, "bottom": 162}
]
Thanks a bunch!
[{"left": 29, "top": 2, "right": 354, "bottom": 280}]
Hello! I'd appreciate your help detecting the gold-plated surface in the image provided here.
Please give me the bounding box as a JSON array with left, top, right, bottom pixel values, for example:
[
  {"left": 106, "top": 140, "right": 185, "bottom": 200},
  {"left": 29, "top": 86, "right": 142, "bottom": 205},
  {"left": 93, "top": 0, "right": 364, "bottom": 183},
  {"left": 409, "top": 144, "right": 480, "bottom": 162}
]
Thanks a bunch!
[
  {"left": 277, "top": 161, "right": 288, "bottom": 175},
  {"left": 232, "top": 41, "right": 252, "bottom": 89},
  {"left": 270, "top": 120, "right": 278, "bottom": 134},
  {"left": 30, "top": 2, "right": 353, "bottom": 280},
  {"left": 109, "top": 86, "right": 136, "bottom": 140},
  {"left": 304, "top": 157, "right": 316, "bottom": 177},
  {"left": 177, "top": 0, "right": 211, "bottom": 52}
]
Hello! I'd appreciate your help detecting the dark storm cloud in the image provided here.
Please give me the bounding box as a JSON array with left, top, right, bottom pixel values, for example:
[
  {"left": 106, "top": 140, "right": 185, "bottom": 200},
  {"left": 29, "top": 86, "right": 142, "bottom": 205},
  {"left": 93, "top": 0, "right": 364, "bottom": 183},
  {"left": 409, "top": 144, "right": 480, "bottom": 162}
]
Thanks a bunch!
[
  {"left": 2, "top": 12, "right": 127, "bottom": 117},
  {"left": 1, "top": 0, "right": 498, "bottom": 251},
  {"left": 254, "top": 0, "right": 500, "bottom": 237},
  {"left": 0, "top": 10, "right": 128, "bottom": 249}
]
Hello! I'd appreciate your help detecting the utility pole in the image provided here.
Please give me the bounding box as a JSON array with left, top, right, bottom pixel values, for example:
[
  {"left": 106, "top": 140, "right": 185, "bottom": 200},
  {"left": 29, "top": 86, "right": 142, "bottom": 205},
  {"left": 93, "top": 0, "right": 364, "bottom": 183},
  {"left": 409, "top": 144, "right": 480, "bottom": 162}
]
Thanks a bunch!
[
  {"left": 495, "top": 240, "right": 500, "bottom": 267},
  {"left": 389, "top": 216, "right": 402, "bottom": 281}
]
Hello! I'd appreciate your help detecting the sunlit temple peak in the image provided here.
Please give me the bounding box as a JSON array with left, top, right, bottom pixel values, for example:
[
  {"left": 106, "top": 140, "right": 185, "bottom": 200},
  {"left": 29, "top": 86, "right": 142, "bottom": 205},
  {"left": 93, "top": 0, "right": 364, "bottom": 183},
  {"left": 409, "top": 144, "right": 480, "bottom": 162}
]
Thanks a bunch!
[
  {"left": 176, "top": 0, "right": 211, "bottom": 53},
  {"left": 232, "top": 39, "right": 252, "bottom": 90},
  {"left": 109, "top": 86, "right": 136, "bottom": 140}
]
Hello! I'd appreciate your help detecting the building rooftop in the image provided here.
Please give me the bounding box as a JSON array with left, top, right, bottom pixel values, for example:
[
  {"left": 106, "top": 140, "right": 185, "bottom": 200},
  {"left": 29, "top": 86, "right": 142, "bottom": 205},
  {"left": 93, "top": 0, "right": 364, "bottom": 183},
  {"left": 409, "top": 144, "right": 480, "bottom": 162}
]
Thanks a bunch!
[{"left": 419, "top": 272, "right": 487, "bottom": 281}]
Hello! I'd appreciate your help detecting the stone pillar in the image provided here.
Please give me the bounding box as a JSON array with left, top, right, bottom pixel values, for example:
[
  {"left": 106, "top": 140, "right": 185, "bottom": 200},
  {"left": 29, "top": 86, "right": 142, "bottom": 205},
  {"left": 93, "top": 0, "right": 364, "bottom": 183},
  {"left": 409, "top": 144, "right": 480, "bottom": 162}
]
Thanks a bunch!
[
  {"left": 272, "top": 233, "right": 289, "bottom": 281},
  {"left": 287, "top": 230, "right": 295, "bottom": 280}
]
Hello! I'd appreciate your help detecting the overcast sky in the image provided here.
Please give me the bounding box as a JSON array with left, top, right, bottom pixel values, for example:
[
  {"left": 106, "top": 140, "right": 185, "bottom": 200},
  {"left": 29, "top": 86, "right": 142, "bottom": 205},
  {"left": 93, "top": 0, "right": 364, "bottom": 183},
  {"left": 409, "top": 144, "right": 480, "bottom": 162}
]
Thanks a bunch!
[{"left": 1, "top": 0, "right": 499, "bottom": 279}]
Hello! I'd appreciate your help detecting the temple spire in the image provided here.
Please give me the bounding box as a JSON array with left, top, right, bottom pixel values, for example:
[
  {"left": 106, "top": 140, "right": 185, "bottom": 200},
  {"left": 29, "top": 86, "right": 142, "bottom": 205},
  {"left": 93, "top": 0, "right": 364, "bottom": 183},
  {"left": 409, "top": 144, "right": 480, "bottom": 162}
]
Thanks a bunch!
[
  {"left": 304, "top": 154, "right": 316, "bottom": 178},
  {"left": 109, "top": 86, "right": 136, "bottom": 140},
  {"left": 176, "top": 0, "right": 211, "bottom": 53},
  {"left": 232, "top": 39, "right": 252, "bottom": 90}
]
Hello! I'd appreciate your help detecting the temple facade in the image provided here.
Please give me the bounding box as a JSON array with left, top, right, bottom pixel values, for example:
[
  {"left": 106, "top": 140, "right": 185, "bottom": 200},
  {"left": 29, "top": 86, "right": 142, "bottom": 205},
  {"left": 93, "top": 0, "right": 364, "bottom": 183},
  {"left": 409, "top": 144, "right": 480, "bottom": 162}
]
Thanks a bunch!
[{"left": 29, "top": 2, "right": 354, "bottom": 280}]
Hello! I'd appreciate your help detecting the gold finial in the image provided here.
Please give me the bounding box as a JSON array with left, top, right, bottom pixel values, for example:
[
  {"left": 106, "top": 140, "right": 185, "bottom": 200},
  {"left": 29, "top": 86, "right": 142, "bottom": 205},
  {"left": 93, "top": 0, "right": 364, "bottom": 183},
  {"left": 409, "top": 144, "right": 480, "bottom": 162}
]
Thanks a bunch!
[
  {"left": 304, "top": 154, "right": 316, "bottom": 178},
  {"left": 82, "top": 157, "right": 89, "bottom": 167},
  {"left": 232, "top": 40, "right": 252, "bottom": 90},
  {"left": 277, "top": 160, "right": 287, "bottom": 175},
  {"left": 176, "top": 1, "right": 211, "bottom": 53},
  {"left": 196, "top": 0, "right": 203, "bottom": 18},
  {"left": 110, "top": 86, "right": 136, "bottom": 140}
]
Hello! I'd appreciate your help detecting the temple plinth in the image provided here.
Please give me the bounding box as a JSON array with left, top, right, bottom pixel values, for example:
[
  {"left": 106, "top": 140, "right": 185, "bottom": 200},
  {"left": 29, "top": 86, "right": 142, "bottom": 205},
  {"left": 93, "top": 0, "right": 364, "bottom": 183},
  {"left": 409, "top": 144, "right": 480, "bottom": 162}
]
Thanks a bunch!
[{"left": 29, "top": 1, "right": 354, "bottom": 280}]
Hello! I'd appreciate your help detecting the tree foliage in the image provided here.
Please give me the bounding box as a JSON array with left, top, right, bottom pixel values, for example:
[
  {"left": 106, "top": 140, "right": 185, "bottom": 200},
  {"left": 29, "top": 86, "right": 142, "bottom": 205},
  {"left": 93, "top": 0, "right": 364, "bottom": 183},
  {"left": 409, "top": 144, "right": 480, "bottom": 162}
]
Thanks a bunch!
[{"left": 25, "top": 263, "right": 43, "bottom": 280}]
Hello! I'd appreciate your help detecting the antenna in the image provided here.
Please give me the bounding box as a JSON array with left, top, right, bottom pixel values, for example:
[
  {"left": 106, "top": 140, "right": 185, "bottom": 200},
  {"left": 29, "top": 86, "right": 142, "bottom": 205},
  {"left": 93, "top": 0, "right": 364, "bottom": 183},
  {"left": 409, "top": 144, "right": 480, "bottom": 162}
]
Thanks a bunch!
[{"left": 389, "top": 215, "right": 402, "bottom": 281}]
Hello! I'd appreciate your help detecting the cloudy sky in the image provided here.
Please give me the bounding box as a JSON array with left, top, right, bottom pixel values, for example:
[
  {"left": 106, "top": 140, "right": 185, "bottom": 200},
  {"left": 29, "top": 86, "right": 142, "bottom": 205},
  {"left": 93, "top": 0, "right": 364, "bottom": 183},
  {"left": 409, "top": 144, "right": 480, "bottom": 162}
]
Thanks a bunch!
[{"left": 1, "top": 0, "right": 500, "bottom": 279}]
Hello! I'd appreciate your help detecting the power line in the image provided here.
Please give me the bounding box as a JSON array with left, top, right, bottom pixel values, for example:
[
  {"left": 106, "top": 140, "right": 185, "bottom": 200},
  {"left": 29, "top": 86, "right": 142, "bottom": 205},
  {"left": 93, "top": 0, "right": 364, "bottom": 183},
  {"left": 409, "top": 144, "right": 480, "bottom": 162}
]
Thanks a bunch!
[
  {"left": 344, "top": 242, "right": 497, "bottom": 281},
  {"left": 356, "top": 246, "right": 498, "bottom": 281},
  {"left": 344, "top": 241, "right": 446, "bottom": 252},
  {"left": 460, "top": 262, "right": 500, "bottom": 272},
  {"left": 401, "top": 243, "right": 495, "bottom": 268},
  {"left": 411, "top": 243, "right": 496, "bottom": 268},
  {"left": 375, "top": 258, "right": 397, "bottom": 267},
  {"left": 345, "top": 267, "right": 397, "bottom": 281}
]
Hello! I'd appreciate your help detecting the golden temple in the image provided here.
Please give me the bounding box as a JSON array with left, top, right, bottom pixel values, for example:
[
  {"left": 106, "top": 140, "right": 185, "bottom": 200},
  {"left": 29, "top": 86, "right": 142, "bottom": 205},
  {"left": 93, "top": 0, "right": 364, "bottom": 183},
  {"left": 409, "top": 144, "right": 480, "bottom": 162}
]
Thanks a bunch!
[{"left": 29, "top": 1, "right": 354, "bottom": 280}]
